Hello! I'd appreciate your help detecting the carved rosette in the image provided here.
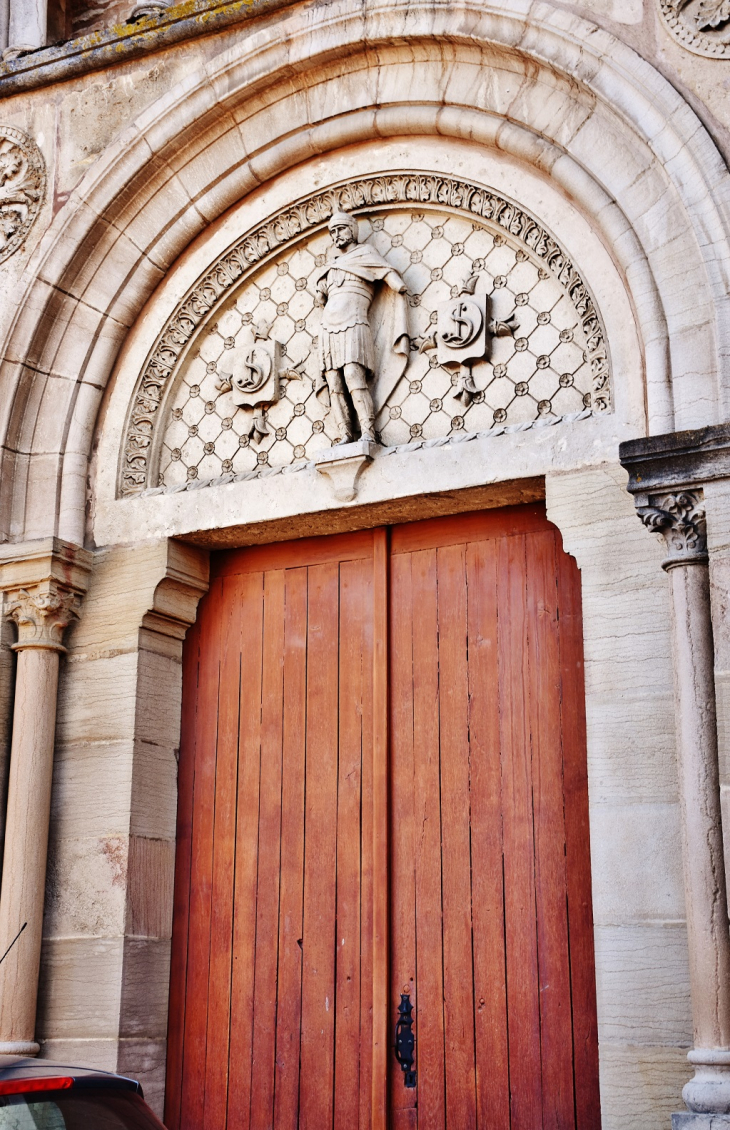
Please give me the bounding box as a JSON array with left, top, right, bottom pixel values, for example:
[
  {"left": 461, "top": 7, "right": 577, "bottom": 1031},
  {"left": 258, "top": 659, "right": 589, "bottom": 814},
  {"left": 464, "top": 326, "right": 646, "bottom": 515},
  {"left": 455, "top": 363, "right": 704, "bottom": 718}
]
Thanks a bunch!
[
  {"left": 4, "top": 583, "right": 81, "bottom": 651},
  {"left": 658, "top": 0, "right": 730, "bottom": 57},
  {"left": 0, "top": 126, "right": 46, "bottom": 265},
  {"left": 637, "top": 491, "right": 708, "bottom": 570}
]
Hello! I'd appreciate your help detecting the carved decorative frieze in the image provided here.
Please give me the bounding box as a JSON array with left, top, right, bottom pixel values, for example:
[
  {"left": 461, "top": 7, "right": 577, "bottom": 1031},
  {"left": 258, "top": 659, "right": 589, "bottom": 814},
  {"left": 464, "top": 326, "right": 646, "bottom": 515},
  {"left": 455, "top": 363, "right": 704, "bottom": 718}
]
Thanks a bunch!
[
  {"left": 120, "top": 173, "right": 611, "bottom": 496},
  {"left": 637, "top": 490, "right": 708, "bottom": 569},
  {"left": 0, "top": 126, "right": 46, "bottom": 265},
  {"left": 658, "top": 0, "right": 730, "bottom": 57},
  {"left": 4, "top": 582, "right": 81, "bottom": 650}
]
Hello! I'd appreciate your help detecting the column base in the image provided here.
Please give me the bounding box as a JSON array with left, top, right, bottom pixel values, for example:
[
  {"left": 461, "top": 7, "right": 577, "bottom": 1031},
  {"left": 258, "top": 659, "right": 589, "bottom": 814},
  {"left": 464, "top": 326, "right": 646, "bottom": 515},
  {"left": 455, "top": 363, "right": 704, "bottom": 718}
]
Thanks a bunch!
[
  {"left": 0, "top": 1040, "right": 39, "bottom": 1056},
  {"left": 673, "top": 1116, "right": 730, "bottom": 1128}
]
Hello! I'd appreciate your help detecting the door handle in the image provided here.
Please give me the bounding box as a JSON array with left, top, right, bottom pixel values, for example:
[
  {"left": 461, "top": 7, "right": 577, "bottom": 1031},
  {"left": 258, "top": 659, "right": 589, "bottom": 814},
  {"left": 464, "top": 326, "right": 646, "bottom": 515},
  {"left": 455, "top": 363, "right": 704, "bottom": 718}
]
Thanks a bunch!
[{"left": 394, "top": 988, "right": 417, "bottom": 1088}]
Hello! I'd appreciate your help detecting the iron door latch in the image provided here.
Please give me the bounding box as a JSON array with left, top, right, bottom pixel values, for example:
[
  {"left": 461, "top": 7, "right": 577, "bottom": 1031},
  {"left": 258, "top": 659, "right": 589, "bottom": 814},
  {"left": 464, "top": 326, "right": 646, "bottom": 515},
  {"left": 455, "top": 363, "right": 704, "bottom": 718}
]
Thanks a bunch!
[{"left": 394, "top": 988, "right": 417, "bottom": 1088}]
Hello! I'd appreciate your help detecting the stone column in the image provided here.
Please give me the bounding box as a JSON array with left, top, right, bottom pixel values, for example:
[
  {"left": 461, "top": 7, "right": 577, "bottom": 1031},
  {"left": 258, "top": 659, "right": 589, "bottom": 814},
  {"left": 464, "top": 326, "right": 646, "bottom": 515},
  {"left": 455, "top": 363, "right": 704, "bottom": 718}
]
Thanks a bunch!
[
  {"left": 635, "top": 492, "right": 730, "bottom": 1126},
  {"left": 0, "top": 541, "right": 91, "bottom": 1055},
  {"left": 621, "top": 427, "right": 730, "bottom": 1128},
  {"left": 3, "top": 0, "right": 46, "bottom": 57}
]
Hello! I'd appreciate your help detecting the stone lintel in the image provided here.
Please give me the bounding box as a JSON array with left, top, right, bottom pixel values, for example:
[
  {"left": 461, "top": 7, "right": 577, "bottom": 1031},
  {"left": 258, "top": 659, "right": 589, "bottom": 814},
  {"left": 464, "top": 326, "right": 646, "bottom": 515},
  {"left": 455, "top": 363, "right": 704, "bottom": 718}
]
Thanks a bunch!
[{"left": 620, "top": 425, "right": 730, "bottom": 502}]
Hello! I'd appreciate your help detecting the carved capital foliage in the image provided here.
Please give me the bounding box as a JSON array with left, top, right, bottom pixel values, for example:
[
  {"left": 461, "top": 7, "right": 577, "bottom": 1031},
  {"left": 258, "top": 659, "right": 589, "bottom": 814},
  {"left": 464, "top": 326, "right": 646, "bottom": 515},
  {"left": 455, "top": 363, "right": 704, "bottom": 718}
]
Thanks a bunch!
[
  {"left": 637, "top": 490, "right": 708, "bottom": 570},
  {"left": 4, "top": 582, "right": 81, "bottom": 650}
]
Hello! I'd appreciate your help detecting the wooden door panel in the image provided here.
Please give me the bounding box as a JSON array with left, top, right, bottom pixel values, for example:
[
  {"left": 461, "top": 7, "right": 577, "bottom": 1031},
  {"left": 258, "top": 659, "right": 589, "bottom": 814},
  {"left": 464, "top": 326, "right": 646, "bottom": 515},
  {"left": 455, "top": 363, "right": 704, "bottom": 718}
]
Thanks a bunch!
[
  {"left": 168, "top": 538, "right": 374, "bottom": 1130},
  {"left": 167, "top": 508, "right": 599, "bottom": 1130},
  {"left": 388, "top": 511, "right": 599, "bottom": 1130}
]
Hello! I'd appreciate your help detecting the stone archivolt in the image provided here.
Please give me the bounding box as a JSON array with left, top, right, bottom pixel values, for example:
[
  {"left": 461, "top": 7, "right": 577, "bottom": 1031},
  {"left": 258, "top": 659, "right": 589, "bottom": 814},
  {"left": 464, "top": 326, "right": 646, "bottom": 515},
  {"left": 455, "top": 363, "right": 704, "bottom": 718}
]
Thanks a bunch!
[
  {"left": 0, "top": 126, "right": 45, "bottom": 265},
  {"left": 121, "top": 174, "right": 611, "bottom": 497}
]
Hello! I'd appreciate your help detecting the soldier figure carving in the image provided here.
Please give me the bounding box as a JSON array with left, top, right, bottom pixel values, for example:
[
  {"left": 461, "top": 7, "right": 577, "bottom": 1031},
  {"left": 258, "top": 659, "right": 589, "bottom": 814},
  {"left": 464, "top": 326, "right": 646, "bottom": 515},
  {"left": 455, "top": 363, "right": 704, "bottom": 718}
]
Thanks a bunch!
[{"left": 315, "top": 211, "right": 409, "bottom": 444}]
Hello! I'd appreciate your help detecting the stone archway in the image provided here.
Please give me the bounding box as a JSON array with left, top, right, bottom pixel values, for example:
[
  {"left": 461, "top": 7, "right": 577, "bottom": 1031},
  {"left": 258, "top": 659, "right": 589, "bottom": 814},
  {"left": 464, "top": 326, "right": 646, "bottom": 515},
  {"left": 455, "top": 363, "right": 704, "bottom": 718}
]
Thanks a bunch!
[{"left": 1, "top": 2, "right": 730, "bottom": 547}]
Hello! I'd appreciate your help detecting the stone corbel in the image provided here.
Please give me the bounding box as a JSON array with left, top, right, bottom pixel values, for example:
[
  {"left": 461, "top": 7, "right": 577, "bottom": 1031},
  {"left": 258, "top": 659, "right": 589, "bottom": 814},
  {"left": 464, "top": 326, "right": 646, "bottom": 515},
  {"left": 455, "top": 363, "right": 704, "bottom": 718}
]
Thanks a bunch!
[{"left": 314, "top": 438, "right": 378, "bottom": 502}]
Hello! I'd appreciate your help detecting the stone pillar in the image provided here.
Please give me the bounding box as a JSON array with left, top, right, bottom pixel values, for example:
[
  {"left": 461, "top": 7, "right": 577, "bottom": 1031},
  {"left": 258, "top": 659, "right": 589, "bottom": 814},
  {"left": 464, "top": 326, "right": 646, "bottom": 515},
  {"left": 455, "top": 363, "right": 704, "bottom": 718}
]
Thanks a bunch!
[
  {"left": 3, "top": 0, "right": 46, "bottom": 57},
  {"left": 621, "top": 427, "right": 730, "bottom": 1129},
  {"left": 637, "top": 492, "right": 730, "bottom": 1126},
  {"left": 0, "top": 540, "right": 91, "bottom": 1055}
]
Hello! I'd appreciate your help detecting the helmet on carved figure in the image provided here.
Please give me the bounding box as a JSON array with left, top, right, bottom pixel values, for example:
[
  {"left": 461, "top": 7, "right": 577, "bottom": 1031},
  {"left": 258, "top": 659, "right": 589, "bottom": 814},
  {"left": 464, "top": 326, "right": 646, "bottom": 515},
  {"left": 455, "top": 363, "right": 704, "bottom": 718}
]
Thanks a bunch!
[{"left": 327, "top": 211, "right": 359, "bottom": 240}]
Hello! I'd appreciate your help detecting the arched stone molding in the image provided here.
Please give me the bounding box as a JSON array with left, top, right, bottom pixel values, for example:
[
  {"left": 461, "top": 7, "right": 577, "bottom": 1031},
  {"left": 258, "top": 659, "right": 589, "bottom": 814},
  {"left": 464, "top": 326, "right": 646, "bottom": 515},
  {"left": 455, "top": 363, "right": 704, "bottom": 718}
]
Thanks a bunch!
[
  {"left": 92, "top": 132, "right": 641, "bottom": 546},
  {"left": 2, "top": 0, "right": 730, "bottom": 547}
]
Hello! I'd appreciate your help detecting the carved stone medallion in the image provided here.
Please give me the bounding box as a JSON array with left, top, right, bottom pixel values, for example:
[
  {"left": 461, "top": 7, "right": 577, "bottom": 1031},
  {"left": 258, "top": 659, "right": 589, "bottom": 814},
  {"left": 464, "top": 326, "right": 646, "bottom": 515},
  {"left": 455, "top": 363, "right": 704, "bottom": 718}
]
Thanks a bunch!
[
  {"left": 0, "top": 126, "right": 46, "bottom": 265},
  {"left": 658, "top": 0, "right": 730, "bottom": 57},
  {"left": 120, "top": 174, "right": 611, "bottom": 496}
]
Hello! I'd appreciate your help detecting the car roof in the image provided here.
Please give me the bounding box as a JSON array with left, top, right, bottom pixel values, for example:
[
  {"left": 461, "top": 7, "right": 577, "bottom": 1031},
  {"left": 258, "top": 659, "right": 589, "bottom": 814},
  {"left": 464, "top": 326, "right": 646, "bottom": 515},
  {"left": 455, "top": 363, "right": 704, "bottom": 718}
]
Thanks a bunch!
[{"left": 0, "top": 1057, "right": 141, "bottom": 1093}]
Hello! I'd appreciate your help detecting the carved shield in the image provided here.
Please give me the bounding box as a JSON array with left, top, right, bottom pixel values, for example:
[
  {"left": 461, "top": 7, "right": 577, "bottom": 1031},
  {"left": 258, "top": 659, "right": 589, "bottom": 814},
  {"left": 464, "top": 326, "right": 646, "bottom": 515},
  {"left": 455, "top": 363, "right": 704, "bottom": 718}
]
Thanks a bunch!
[
  {"left": 220, "top": 332, "right": 283, "bottom": 410},
  {"left": 436, "top": 294, "right": 488, "bottom": 368}
]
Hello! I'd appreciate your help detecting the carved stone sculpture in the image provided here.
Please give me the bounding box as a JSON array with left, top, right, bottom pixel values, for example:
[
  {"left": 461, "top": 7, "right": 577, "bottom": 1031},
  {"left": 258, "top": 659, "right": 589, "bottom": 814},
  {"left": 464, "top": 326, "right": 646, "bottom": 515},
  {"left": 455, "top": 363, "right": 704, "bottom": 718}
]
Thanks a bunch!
[
  {"left": 314, "top": 211, "right": 409, "bottom": 444},
  {"left": 637, "top": 490, "right": 708, "bottom": 569},
  {"left": 5, "top": 582, "right": 81, "bottom": 651},
  {"left": 427, "top": 272, "right": 518, "bottom": 405},
  {"left": 0, "top": 127, "right": 46, "bottom": 265},
  {"left": 124, "top": 174, "right": 610, "bottom": 495},
  {"left": 215, "top": 320, "right": 302, "bottom": 443},
  {"left": 659, "top": 0, "right": 730, "bottom": 56}
]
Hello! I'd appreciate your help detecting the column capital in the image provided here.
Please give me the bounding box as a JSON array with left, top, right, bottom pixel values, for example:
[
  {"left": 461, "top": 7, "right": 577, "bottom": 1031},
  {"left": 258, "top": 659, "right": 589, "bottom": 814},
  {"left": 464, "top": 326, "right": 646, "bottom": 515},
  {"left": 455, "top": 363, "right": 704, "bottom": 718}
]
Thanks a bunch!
[
  {"left": 4, "top": 584, "right": 80, "bottom": 652},
  {"left": 619, "top": 424, "right": 730, "bottom": 569},
  {"left": 637, "top": 490, "right": 708, "bottom": 571},
  {"left": 0, "top": 539, "right": 92, "bottom": 652}
]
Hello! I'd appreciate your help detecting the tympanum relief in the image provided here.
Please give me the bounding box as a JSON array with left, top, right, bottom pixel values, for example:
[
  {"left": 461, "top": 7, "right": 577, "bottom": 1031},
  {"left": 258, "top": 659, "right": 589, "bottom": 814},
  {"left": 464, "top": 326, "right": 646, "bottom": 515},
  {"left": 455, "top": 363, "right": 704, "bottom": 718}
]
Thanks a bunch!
[{"left": 122, "top": 175, "right": 610, "bottom": 496}]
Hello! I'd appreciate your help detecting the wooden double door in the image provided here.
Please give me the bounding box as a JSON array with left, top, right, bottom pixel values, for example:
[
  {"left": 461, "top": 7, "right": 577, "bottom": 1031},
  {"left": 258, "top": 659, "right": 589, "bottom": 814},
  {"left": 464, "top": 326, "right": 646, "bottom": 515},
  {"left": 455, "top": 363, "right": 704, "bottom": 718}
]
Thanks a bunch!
[{"left": 165, "top": 504, "right": 600, "bottom": 1130}]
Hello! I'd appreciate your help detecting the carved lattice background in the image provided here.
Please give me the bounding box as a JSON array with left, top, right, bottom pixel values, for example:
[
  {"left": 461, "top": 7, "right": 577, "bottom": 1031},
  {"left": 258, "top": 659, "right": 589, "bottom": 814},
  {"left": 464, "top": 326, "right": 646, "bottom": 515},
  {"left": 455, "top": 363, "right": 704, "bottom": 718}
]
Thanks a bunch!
[{"left": 158, "top": 208, "right": 603, "bottom": 488}]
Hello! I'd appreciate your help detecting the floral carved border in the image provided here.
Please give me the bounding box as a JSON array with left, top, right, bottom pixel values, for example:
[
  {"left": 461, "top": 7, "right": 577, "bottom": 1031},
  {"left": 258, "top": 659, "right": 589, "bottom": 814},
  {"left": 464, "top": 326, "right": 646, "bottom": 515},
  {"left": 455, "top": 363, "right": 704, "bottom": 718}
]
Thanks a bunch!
[{"left": 119, "top": 173, "right": 611, "bottom": 497}]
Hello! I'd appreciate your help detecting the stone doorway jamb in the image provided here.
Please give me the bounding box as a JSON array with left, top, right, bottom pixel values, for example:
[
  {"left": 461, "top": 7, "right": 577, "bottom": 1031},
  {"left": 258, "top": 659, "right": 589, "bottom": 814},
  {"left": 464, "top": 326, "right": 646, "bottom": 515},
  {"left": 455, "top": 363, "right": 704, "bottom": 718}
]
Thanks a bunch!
[{"left": 621, "top": 425, "right": 730, "bottom": 1128}]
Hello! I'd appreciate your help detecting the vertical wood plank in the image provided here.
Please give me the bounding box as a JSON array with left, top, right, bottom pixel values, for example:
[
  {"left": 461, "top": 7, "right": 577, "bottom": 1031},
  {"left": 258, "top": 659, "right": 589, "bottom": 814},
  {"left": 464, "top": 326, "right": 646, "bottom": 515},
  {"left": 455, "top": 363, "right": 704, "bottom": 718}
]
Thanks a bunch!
[
  {"left": 165, "top": 615, "right": 201, "bottom": 1130},
  {"left": 334, "top": 558, "right": 369, "bottom": 1129},
  {"left": 274, "top": 567, "right": 308, "bottom": 1130},
  {"left": 203, "top": 579, "right": 244, "bottom": 1130},
  {"left": 227, "top": 573, "right": 265, "bottom": 1130},
  {"left": 359, "top": 565, "right": 375, "bottom": 1130},
  {"left": 557, "top": 543, "right": 601, "bottom": 1130},
  {"left": 466, "top": 539, "right": 510, "bottom": 1129},
  {"left": 299, "top": 561, "right": 340, "bottom": 1130},
  {"left": 372, "top": 528, "right": 390, "bottom": 1130},
  {"left": 388, "top": 550, "right": 417, "bottom": 1130},
  {"left": 498, "top": 534, "right": 543, "bottom": 1130},
  {"left": 250, "top": 570, "right": 286, "bottom": 1125},
  {"left": 410, "top": 548, "right": 445, "bottom": 1130},
  {"left": 180, "top": 580, "right": 223, "bottom": 1130},
  {"left": 436, "top": 544, "right": 477, "bottom": 1130},
  {"left": 526, "top": 532, "right": 575, "bottom": 1130}
]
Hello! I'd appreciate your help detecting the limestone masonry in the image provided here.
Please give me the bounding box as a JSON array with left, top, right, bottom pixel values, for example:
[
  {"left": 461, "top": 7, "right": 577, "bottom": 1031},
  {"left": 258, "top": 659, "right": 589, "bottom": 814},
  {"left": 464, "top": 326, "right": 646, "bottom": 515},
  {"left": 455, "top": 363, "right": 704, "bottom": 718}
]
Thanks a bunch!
[{"left": 2, "top": 0, "right": 730, "bottom": 1127}]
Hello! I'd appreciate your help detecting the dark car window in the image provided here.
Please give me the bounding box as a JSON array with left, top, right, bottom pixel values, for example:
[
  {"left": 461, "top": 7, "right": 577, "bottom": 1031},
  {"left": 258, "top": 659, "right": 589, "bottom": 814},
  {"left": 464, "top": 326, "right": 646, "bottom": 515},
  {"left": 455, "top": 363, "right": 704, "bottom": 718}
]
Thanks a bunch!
[{"left": 0, "top": 1090, "right": 165, "bottom": 1130}]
